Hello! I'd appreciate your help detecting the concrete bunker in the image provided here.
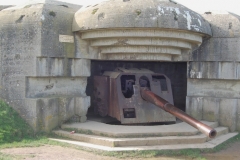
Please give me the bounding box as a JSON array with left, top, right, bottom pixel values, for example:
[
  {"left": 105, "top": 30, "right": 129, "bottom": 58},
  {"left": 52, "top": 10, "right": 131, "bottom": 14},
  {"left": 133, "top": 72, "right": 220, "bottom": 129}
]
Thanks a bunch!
[
  {"left": 73, "top": 0, "right": 211, "bottom": 125},
  {"left": 0, "top": 0, "right": 240, "bottom": 138}
]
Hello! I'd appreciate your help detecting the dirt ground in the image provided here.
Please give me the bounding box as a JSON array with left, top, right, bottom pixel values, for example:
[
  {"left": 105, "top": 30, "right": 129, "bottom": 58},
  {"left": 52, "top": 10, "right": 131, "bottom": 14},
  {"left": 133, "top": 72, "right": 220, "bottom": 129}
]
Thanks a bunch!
[
  {"left": 1, "top": 142, "right": 240, "bottom": 160},
  {"left": 0, "top": 145, "right": 182, "bottom": 160},
  {"left": 202, "top": 141, "right": 240, "bottom": 160}
]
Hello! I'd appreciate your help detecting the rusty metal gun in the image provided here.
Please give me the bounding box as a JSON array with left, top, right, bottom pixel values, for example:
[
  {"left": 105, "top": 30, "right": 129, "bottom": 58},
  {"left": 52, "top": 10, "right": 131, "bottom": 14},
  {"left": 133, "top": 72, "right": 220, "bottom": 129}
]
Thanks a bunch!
[
  {"left": 140, "top": 87, "right": 217, "bottom": 138},
  {"left": 94, "top": 68, "right": 217, "bottom": 138}
]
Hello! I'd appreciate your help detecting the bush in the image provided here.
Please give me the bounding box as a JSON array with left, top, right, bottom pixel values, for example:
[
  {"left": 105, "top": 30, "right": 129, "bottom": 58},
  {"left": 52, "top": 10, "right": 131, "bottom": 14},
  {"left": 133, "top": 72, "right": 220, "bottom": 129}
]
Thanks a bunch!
[{"left": 0, "top": 100, "right": 34, "bottom": 144}]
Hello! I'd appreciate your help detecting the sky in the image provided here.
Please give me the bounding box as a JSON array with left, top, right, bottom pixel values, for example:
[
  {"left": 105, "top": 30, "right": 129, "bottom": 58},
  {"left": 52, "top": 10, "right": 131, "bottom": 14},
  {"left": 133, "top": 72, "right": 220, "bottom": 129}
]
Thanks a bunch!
[{"left": 0, "top": 0, "right": 239, "bottom": 16}]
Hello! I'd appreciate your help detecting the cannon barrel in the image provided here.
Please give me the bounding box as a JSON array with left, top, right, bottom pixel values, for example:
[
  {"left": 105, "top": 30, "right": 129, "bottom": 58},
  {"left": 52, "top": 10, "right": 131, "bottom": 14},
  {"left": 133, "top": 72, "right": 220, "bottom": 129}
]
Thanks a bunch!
[{"left": 140, "top": 87, "right": 217, "bottom": 138}]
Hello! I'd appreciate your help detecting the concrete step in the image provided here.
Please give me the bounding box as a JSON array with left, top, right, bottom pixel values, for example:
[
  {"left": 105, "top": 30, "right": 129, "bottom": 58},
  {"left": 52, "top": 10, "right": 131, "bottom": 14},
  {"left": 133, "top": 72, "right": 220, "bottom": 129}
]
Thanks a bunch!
[
  {"left": 50, "top": 132, "right": 239, "bottom": 151},
  {"left": 53, "top": 126, "right": 228, "bottom": 147},
  {"left": 53, "top": 130, "right": 116, "bottom": 147},
  {"left": 61, "top": 120, "right": 219, "bottom": 137}
]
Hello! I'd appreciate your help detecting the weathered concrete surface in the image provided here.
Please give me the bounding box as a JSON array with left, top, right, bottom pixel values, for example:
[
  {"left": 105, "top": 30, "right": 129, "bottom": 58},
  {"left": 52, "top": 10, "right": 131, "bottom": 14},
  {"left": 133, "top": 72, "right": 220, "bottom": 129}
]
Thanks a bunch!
[
  {"left": 187, "top": 79, "right": 239, "bottom": 131},
  {"left": 187, "top": 79, "right": 240, "bottom": 98},
  {"left": 36, "top": 58, "right": 90, "bottom": 77},
  {"left": 73, "top": 0, "right": 212, "bottom": 35},
  {"left": 187, "top": 96, "right": 239, "bottom": 132},
  {"left": 188, "top": 61, "right": 240, "bottom": 79},
  {"left": 237, "top": 100, "right": 240, "bottom": 131},
  {"left": 73, "top": 0, "right": 212, "bottom": 61},
  {"left": 201, "top": 11, "right": 240, "bottom": 38},
  {"left": 26, "top": 77, "right": 87, "bottom": 98},
  {"left": 219, "top": 99, "right": 238, "bottom": 132},
  {"left": 61, "top": 120, "right": 218, "bottom": 137},
  {"left": 0, "top": 3, "right": 43, "bottom": 131},
  {"left": 74, "top": 96, "right": 90, "bottom": 122},
  {"left": 54, "top": 127, "right": 228, "bottom": 147},
  {"left": 202, "top": 97, "right": 220, "bottom": 122},
  {"left": 49, "top": 120, "right": 237, "bottom": 151},
  {"left": 36, "top": 98, "right": 61, "bottom": 132},
  {"left": 190, "top": 12, "right": 240, "bottom": 63},
  {"left": 0, "top": 1, "right": 90, "bottom": 132},
  {"left": 187, "top": 11, "right": 240, "bottom": 132},
  {"left": 0, "top": 0, "right": 239, "bottom": 135},
  {"left": 191, "top": 38, "right": 240, "bottom": 62},
  {"left": 49, "top": 132, "right": 238, "bottom": 151},
  {"left": 54, "top": 130, "right": 208, "bottom": 147},
  {"left": 74, "top": 28, "right": 204, "bottom": 61},
  {"left": 185, "top": 96, "right": 203, "bottom": 120},
  {"left": 41, "top": 2, "right": 79, "bottom": 58}
]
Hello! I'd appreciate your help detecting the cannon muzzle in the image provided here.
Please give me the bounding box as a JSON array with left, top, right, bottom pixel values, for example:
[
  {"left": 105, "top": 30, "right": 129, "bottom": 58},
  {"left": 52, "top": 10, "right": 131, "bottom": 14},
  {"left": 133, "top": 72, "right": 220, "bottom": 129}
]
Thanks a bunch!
[{"left": 140, "top": 87, "right": 217, "bottom": 138}]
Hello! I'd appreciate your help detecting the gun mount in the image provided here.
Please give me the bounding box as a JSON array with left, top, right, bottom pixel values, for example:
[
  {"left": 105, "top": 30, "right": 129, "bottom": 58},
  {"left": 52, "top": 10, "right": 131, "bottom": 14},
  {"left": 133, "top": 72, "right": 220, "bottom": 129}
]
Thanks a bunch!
[{"left": 93, "top": 68, "right": 217, "bottom": 138}]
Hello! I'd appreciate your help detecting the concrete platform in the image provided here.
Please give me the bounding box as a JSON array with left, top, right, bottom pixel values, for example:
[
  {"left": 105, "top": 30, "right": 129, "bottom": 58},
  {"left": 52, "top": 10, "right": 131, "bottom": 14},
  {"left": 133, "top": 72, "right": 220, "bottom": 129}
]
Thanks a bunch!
[
  {"left": 51, "top": 120, "right": 238, "bottom": 151},
  {"left": 61, "top": 120, "right": 218, "bottom": 137},
  {"left": 50, "top": 133, "right": 238, "bottom": 151},
  {"left": 53, "top": 127, "right": 228, "bottom": 147}
]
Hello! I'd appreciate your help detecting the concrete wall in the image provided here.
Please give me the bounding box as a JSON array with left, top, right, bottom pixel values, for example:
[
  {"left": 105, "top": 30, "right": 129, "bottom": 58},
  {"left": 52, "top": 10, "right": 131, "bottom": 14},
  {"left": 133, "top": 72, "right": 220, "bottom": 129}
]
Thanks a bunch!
[
  {"left": 186, "top": 11, "right": 240, "bottom": 132},
  {"left": 0, "top": 1, "right": 90, "bottom": 132}
]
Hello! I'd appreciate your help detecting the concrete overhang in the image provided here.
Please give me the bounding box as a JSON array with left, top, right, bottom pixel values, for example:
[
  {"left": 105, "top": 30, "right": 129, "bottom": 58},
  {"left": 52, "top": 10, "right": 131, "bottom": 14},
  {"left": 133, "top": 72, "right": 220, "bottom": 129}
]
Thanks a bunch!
[
  {"left": 72, "top": 0, "right": 212, "bottom": 61},
  {"left": 72, "top": 0, "right": 212, "bottom": 35}
]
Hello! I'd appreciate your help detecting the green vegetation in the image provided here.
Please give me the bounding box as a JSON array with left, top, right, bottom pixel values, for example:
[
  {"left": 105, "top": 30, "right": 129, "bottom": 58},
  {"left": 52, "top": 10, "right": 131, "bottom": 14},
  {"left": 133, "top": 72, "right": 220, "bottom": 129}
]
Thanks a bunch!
[
  {"left": 0, "top": 100, "right": 34, "bottom": 144},
  {"left": 135, "top": 9, "right": 142, "bottom": 15},
  {"left": 0, "top": 137, "right": 54, "bottom": 149},
  {"left": 49, "top": 11, "right": 56, "bottom": 17},
  {"left": 92, "top": 8, "right": 99, "bottom": 14},
  {"left": 0, "top": 152, "right": 14, "bottom": 160}
]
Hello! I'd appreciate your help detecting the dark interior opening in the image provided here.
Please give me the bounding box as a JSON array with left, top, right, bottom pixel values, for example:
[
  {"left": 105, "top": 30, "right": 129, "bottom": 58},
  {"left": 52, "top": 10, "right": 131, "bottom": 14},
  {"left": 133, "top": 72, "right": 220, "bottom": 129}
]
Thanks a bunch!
[
  {"left": 139, "top": 76, "right": 151, "bottom": 89},
  {"left": 86, "top": 60, "right": 187, "bottom": 122},
  {"left": 121, "top": 75, "right": 136, "bottom": 98}
]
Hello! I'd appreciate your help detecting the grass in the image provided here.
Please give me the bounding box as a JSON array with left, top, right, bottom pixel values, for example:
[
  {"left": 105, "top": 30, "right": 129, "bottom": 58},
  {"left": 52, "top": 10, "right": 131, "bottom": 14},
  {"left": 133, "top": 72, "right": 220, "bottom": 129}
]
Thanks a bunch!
[
  {"left": 0, "top": 152, "right": 14, "bottom": 160},
  {"left": 0, "top": 100, "right": 35, "bottom": 144}
]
